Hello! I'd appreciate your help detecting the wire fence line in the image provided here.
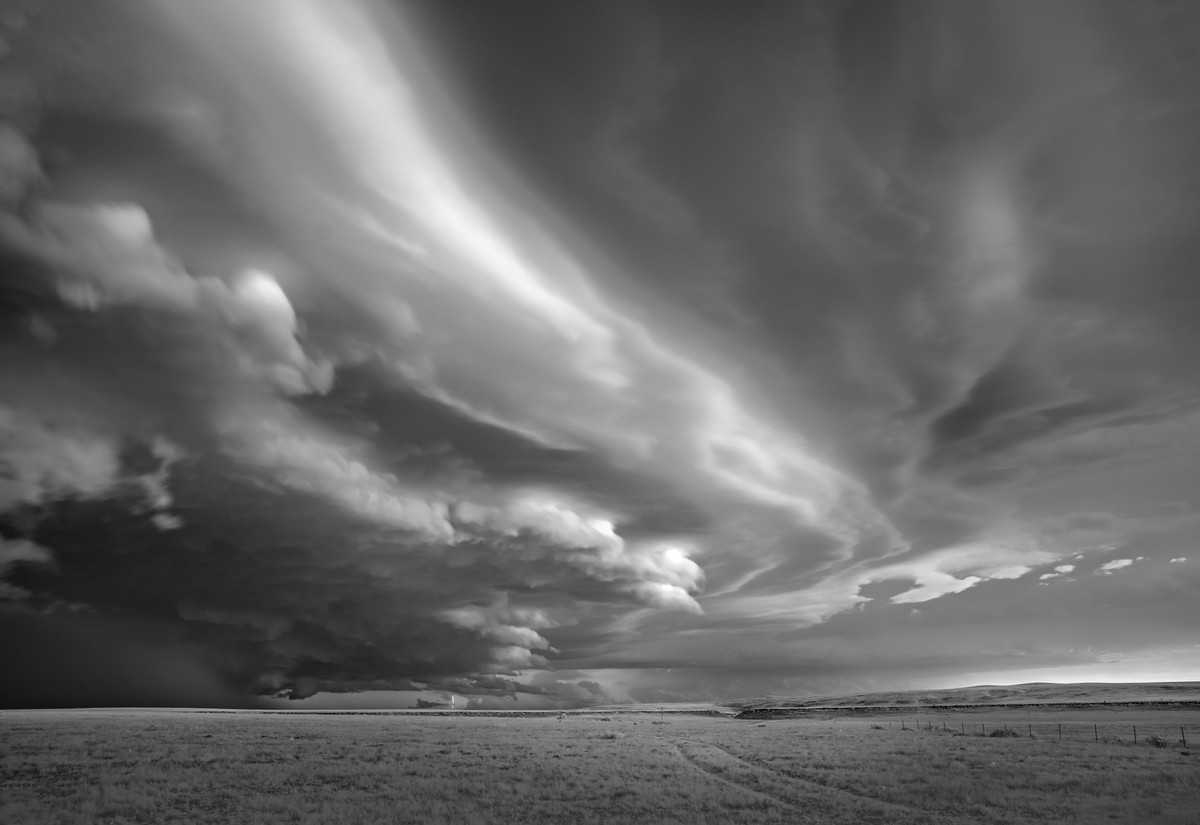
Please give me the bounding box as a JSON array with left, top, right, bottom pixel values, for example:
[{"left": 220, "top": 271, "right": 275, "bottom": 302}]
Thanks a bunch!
[{"left": 878, "top": 718, "right": 1199, "bottom": 747}]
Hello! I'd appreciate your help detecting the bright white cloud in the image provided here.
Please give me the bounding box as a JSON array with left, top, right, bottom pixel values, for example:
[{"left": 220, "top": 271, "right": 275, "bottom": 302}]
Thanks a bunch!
[
  {"left": 890, "top": 571, "right": 982, "bottom": 604},
  {"left": 456, "top": 495, "right": 623, "bottom": 555},
  {"left": 879, "top": 540, "right": 1051, "bottom": 604},
  {"left": 1096, "top": 558, "right": 1135, "bottom": 575},
  {"left": 457, "top": 493, "right": 705, "bottom": 613},
  {"left": 1170, "top": 557, "right": 1188, "bottom": 564},
  {"left": 1038, "top": 563, "right": 1076, "bottom": 581}
]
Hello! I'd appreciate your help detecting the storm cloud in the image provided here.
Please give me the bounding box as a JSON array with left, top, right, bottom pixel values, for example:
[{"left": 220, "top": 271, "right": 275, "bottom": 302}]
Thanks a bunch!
[{"left": 2, "top": 0, "right": 1200, "bottom": 707}]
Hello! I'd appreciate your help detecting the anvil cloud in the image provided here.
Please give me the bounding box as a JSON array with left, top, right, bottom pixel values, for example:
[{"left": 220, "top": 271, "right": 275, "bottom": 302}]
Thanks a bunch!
[{"left": 2, "top": 0, "right": 1200, "bottom": 708}]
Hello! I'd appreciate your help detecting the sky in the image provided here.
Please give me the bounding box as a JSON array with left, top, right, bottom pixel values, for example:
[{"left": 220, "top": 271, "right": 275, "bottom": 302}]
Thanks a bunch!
[{"left": 2, "top": 0, "right": 1200, "bottom": 709}]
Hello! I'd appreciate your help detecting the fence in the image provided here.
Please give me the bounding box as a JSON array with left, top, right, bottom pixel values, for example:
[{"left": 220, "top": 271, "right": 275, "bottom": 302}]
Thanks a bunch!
[{"left": 883, "top": 718, "right": 1199, "bottom": 747}]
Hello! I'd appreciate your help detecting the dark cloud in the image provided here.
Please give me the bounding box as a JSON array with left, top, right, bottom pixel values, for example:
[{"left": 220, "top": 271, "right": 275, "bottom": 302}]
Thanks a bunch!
[{"left": 0, "top": 609, "right": 257, "bottom": 709}]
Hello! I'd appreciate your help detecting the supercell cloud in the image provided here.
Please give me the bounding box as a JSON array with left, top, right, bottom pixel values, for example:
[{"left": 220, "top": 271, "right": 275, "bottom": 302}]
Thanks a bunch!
[{"left": 2, "top": 0, "right": 1200, "bottom": 707}]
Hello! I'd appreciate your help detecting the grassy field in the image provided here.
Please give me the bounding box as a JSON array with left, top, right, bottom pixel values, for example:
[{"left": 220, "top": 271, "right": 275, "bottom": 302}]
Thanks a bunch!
[
  {"left": 3, "top": 708, "right": 1199, "bottom": 824},
  {"left": 731, "top": 681, "right": 1200, "bottom": 711}
]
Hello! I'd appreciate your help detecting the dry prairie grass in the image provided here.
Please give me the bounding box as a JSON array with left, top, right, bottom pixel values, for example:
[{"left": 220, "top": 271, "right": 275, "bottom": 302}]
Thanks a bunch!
[
  {"left": 711, "top": 715, "right": 1200, "bottom": 824},
  {"left": 2, "top": 709, "right": 1197, "bottom": 824}
]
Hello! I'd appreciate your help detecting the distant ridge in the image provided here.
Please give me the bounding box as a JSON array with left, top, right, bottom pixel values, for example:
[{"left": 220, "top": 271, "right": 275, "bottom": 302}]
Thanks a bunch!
[{"left": 730, "top": 681, "right": 1200, "bottom": 710}]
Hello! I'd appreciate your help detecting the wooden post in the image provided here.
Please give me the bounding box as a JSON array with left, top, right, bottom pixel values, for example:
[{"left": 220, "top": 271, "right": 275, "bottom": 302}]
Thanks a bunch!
[
  {"left": 961, "top": 722, "right": 965, "bottom": 735},
  {"left": 1094, "top": 724, "right": 1098, "bottom": 742},
  {"left": 1133, "top": 726, "right": 1137, "bottom": 745},
  {"left": 1182, "top": 727, "right": 1187, "bottom": 748},
  {"left": 982, "top": 723, "right": 986, "bottom": 736}
]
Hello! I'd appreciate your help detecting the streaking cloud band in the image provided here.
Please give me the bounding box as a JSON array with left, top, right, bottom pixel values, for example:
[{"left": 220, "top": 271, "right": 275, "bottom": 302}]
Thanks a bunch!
[{"left": 157, "top": 0, "right": 878, "bottom": 545}]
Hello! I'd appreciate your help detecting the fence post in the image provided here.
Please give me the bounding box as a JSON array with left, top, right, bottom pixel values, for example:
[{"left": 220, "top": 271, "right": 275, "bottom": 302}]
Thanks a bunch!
[
  {"left": 1094, "top": 724, "right": 1098, "bottom": 742},
  {"left": 1133, "top": 726, "right": 1137, "bottom": 745},
  {"left": 961, "top": 722, "right": 965, "bottom": 735},
  {"left": 1182, "top": 727, "right": 1188, "bottom": 748},
  {"left": 982, "top": 723, "right": 986, "bottom": 736}
]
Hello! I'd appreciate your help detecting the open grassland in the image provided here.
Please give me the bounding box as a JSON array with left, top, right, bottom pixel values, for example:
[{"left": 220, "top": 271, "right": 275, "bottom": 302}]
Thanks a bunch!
[
  {"left": 2, "top": 709, "right": 1199, "bottom": 824},
  {"left": 732, "top": 680, "right": 1200, "bottom": 710}
]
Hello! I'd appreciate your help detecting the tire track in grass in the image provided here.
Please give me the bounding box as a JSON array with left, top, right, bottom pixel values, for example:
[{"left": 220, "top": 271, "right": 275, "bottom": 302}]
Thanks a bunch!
[
  {"left": 701, "top": 738, "right": 939, "bottom": 814},
  {"left": 670, "top": 737, "right": 983, "bottom": 825},
  {"left": 716, "top": 737, "right": 1023, "bottom": 824},
  {"left": 664, "top": 739, "right": 804, "bottom": 820}
]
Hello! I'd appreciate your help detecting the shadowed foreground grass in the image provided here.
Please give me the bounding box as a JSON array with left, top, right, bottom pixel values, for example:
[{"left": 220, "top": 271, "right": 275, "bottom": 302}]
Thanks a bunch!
[{"left": 2, "top": 710, "right": 1198, "bottom": 824}]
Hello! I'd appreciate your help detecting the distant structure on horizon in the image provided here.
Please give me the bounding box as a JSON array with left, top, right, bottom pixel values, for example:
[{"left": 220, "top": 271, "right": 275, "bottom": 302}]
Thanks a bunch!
[{"left": 414, "top": 694, "right": 463, "bottom": 709}]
